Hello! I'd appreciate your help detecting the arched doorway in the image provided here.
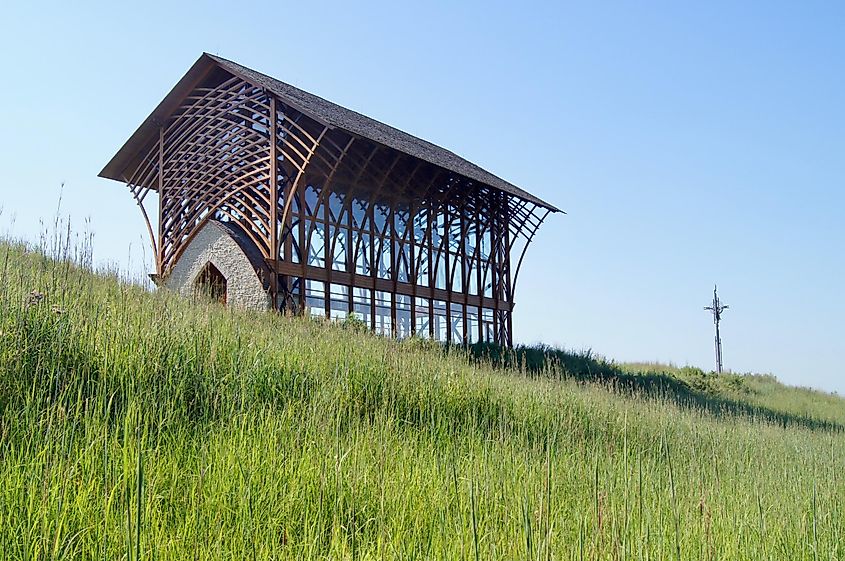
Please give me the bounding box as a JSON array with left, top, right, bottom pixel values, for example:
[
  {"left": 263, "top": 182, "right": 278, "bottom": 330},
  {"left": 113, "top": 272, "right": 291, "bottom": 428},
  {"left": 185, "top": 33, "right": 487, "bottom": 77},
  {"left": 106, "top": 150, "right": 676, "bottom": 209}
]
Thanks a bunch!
[{"left": 195, "top": 262, "right": 227, "bottom": 305}]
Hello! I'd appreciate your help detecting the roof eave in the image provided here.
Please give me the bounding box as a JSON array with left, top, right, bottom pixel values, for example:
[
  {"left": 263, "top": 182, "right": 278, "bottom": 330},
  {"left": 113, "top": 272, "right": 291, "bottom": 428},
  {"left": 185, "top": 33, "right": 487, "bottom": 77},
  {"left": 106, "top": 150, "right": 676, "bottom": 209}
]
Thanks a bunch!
[{"left": 98, "top": 53, "right": 219, "bottom": 183}]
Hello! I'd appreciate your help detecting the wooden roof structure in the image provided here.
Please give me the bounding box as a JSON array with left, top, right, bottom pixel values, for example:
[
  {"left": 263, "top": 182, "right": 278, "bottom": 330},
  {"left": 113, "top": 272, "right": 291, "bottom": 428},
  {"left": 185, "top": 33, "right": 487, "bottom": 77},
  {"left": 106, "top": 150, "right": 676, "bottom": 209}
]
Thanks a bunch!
[{"left": 100, "top": 53, "right": 560, "bottom": 214}]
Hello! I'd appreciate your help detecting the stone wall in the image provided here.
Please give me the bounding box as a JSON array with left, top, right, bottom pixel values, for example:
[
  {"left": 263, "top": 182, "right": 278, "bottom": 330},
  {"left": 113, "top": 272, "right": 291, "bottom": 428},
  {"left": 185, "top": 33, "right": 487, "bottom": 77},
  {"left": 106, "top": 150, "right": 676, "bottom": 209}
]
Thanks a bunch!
[{"left": 162, "top": 220, "right": 271, "bottom": 311}]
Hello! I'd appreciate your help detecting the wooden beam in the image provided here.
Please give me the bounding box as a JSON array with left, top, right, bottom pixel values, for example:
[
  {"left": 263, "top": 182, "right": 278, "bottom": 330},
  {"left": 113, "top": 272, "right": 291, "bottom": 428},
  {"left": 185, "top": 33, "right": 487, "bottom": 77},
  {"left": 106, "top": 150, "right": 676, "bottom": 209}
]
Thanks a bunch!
[{"left": 266, "top": 259, "right": 513, "bottom": 312}]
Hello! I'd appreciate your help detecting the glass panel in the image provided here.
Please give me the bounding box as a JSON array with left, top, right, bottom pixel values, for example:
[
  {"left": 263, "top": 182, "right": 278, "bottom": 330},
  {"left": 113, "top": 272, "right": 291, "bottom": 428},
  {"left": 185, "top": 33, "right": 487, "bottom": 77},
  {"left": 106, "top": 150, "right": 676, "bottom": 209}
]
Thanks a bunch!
[
  {"left": 466, "top": 307, "right": 479, "bottom": 344},
  {"left": 448, "top": 211, "right": 462, "bottom": 254},
  {"left": 304, "top": 184, "right": 319, "bottom": 215},
  {"left": 414, "top": 297, "right": 430, "bottom": 338},
  {"left": 435, "top": 248, "right": 447, "bottom": 290},
  {"left": 393, "top": 208, "right": 408, "bottom": 238},
  {"left": 377, "top": 238, "right": 392, "bottom": 279},
  {"left": 466, "top": 259, "right": 477, "bottom": 295},
  {"left": 466, "top": 224, "right": 478, "bottom": 296},
  {"left": 354, "top": 227, "right": 372, "bottom": 275},
  {"left": 483, "top": 267, "right": 493, "bottom": 298},
  {"left": 396, "top": 294, "right": 411, "bottom": 339},
  {"left": 413, "top": 207, "right": 428, "bottom": 245},
  {"left": 351, "top": 199, "right": 367, "bottom": 230},
  {"left": 395, "top": 240, "right": 410, "bottom": 283},
  {"left": 285, "top": 277, "right": 302, "bottom": 315},
  {"left": 329, "top": 191, "right": 345, "bottom": 222},
  {"left": 374, "top": 290, "right": 392, "bottom": 336},
  {"left": 373, "top": 204, "right": 389, "bottom": 234},
  {"left": 432, "top": 210, "right": 446, "bottom": 290},
  {"left": 416, "top": 245, "right": 429, "bottom": 287},
  {"left": 307, "top": 220, "right": 326, "bottom": 267},
  {"left": 482, "top": 308, "right": 495, "bottom": 343},
  {"left": 352, "top": 287, "right": 372, "bottom": 326},
  {"left": 450, "top": 251, "right": 462, "bottom": 293},
  {"left": 305, "top": 279, "right": 325, "bottom": 318},
  {"left": 374, "top": 204, "right": 391, "bottom": 280},
  {"left": 329, "top": 283, "right": 349, "bottom": 321},
  {"left": 450, "top": 305, "right": 464, "bottom": 345},
  {"left": 433, "top": 300, "right": 448, "bottom": 342},
  {"left": 481, "top": 228, "right": 492, "bottom": 262},
  {"left": 330, "top": 225, "right": 348, "bottom": 272},
  {"left": 291, "top": 192, "right": 301, "bottom": 216}
]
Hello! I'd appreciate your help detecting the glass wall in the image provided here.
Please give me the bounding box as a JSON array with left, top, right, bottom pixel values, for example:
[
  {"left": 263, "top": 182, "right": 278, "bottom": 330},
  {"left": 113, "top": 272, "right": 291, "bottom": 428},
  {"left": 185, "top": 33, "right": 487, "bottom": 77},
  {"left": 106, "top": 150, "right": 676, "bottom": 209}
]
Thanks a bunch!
[{"left": 279, "top": 162, "right": 513, "bottom": 345}]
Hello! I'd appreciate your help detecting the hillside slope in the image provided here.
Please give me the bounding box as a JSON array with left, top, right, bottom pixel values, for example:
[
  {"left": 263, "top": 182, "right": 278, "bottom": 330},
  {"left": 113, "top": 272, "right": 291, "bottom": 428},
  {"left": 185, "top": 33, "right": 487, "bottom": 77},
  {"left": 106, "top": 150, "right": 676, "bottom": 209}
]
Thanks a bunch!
[{"left": 1, "top": 241, "right": 843, "bottom": 560}]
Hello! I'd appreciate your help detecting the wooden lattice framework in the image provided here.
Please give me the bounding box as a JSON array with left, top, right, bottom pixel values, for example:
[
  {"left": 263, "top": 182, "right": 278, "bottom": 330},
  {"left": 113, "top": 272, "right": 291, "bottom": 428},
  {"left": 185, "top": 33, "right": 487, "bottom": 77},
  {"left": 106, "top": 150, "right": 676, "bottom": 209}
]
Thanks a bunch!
[{"left": 101, "top": 54, "right": 559, "bottom": 346}]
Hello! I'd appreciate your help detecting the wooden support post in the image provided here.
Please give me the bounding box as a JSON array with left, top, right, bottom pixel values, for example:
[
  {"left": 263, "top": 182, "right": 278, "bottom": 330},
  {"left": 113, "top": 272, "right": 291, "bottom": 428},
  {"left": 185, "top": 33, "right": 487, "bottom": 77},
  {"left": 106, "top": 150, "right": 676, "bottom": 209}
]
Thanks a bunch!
[
  {"left": 269, "top": 97, "right": 278, "bottom": 308},
  {"left": 476, "top": 193, "right": 484, "bottom": 343},
  {"left": 409, "top": 200, "right": 416, "bottom": 337},
  {"left": 347, "top": 189, "right": 354, "bottom": 317},
  {"left": 428, "top": 197, "right": 435, "bottom": 339},
  {"left": 460, "top": 204, "right": 468, "bottom": 345},
  {"left": 299, "top": 186, "right": 307, "bottom": 314},
  {"left": 157, "top": 126, "right": 164, "bottom": 276},
  {"left": 369, "top": 197, "right": 377, "bottom": 332},
  {"left": 503, "top": 197, "right": 513, "bottom": 347},
  {"left": 444, "top": 205, "right": 452, "bottom": 345},
  {"left": 492, "top": 192, "right": 501, "bottom": 345},
  {"left": 324, "top": 181, "right": 331, "bottom": 319},
  {"left": 389, "top": 202, "right": 397, "bottom": 337}
]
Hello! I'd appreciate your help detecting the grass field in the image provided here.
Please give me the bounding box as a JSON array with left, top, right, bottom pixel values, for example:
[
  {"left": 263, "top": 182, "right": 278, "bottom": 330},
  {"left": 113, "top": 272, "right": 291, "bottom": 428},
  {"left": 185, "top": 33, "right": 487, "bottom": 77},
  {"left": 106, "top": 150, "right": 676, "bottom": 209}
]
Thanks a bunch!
[{"left": 1, "top": 238, "right": 843, "bottom": 559}]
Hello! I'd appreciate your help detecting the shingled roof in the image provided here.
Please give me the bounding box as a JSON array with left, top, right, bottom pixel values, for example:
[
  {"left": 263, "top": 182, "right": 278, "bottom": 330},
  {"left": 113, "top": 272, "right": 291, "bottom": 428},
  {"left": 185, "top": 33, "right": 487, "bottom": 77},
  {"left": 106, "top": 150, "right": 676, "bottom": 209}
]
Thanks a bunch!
[{"left": 100, "top": 53, "right": 560, "bottom": 213}]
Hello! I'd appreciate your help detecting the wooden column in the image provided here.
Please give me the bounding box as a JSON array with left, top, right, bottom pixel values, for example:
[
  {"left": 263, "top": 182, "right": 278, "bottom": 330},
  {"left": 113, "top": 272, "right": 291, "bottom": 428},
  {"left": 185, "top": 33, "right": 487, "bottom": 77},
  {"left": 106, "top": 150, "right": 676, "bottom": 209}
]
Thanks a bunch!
[
  {"left": 324, "top": 181, "right": 332, "bottom": 319},
  {"left": 299, "top": 184, "right": 307, "bottom": 314},
  {"left": 347, "top": 190, "right": 355, "bottom": 316},
  {"left": 459, "top": 205, "right": 468, "bottom": 344},
  {"left": 389, "top": 202, "right": 397, "bottom": 337},
  {"left": 269, "top": 97, "right": 279, "bottom": 307},
  {"left": 369, "top": 198, "right": 377, "bottom": 332},
  {"left": 443, "top": 205, "right": 452, "bottom": 344},
  {"left": 503, "top": 196, "right": 513, "bottom": 347},
  {"left": 492, "top": 193, "right": 501, "bottom": 345},
  {"left": 157, "top": 126, "right": 164, "bottom": 276},
  {"left": 428, "top": 197, "right": 435, "bottom": 339},
  {"left": 409, "top": 201, "right": 416, "bottom": 337},
  {"left": 476, "top": 194, "right": 484, "bottom": 343}
]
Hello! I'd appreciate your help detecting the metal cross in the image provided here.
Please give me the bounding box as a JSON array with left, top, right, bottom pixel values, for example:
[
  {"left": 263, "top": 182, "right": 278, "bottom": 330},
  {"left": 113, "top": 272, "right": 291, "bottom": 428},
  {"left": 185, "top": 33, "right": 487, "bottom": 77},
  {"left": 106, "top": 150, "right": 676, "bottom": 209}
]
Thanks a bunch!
[{"left": 704, "top": 285, "right": 729, "bottom": 373}]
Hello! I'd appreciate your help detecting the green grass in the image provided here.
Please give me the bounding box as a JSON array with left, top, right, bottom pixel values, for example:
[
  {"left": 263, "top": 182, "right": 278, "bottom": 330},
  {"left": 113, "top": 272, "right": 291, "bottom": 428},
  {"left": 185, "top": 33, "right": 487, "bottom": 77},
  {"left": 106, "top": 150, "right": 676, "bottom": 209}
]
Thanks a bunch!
[
  {"left": 470, "top": 345, "right": 845, "bottom": 429},
  {"left": 1, "top": 238, "right": 844, "bottom": 559}
]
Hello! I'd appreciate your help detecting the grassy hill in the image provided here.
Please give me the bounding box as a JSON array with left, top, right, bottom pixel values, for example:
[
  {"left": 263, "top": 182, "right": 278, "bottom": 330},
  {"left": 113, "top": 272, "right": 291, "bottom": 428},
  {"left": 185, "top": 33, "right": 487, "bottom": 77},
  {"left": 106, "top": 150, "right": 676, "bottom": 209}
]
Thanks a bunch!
[{"left": 1, "top": 240, "right": 843, "bottom": 559}]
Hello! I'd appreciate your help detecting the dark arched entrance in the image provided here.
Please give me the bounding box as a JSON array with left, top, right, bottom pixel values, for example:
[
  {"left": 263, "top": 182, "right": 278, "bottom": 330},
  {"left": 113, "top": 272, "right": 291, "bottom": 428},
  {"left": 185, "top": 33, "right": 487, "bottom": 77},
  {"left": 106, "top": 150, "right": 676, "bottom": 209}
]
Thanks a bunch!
[{"left": 195, "top": 262, "right": 227, "bottom": 305}]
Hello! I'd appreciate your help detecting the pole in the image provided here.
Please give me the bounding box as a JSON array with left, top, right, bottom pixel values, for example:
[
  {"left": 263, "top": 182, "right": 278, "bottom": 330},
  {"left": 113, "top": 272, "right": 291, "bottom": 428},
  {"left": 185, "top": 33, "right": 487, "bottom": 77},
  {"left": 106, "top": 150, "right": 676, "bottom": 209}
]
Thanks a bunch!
[{"left": 704, "top": 285, "right": 729, "bottom": 373}]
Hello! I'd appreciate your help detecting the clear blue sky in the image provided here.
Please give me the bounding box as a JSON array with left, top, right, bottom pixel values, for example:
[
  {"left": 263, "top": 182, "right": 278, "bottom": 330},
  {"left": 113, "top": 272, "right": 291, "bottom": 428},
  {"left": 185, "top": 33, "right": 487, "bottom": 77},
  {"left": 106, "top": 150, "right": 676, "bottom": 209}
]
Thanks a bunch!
[{"left": 1, "top": 1, "right": 843, "bottom": 393}]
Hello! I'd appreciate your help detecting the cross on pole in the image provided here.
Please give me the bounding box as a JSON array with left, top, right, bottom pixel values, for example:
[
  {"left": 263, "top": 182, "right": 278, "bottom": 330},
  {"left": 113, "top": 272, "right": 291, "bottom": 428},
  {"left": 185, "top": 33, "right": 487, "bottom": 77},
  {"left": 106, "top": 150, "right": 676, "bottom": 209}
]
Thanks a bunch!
[{"left": 704, "top": 285, "right": 729, "bottom": 373}]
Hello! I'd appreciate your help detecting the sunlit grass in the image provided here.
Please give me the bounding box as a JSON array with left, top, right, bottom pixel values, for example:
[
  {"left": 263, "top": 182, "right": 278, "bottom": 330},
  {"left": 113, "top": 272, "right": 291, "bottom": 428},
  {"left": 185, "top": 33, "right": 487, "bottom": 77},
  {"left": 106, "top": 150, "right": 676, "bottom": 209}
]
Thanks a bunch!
[{"left": 0, "top": 238, "right": 843, "bottom": 559}]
